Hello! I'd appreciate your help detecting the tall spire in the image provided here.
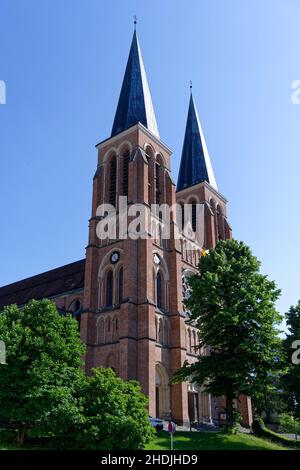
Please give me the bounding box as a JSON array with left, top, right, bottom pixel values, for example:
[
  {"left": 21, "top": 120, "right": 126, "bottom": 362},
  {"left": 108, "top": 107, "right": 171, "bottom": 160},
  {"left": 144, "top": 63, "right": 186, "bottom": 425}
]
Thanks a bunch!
[
  {"left": 177, "top": 92, "right": 217, "bottom": 191},
  {"left": 111, "top": 29, "right": 159, "bottom": 138}
]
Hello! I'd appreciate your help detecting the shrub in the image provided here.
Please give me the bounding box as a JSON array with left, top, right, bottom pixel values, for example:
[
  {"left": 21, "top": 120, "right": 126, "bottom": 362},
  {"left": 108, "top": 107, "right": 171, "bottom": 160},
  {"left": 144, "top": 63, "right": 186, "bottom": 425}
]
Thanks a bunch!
[
  {"left": 252, "top": 418, "right": 300, "bottom": 449},
  {"left": 74, "top": 368, "right": 155, "bottom": 450}
]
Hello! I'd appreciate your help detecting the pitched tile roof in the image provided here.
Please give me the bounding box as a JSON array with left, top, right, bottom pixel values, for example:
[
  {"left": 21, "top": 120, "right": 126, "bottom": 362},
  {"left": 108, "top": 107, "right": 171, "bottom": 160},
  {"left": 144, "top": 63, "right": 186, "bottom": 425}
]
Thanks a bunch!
[{"left": 0, "top": 259, "right": 85, "bottom": 310}]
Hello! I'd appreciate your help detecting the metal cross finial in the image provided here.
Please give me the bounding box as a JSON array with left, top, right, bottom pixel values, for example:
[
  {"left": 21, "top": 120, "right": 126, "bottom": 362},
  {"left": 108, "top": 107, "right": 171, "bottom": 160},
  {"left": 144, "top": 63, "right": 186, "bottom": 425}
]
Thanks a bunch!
[
  {"left": 134, "top": 15, "right": 137, "bottom": 30},
  {"left": 190, "top": 80, "right": 193, "bottom": 92}
]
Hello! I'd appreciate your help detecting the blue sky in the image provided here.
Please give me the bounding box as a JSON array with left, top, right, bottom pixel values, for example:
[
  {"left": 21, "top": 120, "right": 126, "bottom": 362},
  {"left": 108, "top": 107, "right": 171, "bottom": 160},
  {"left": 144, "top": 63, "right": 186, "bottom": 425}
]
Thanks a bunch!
[{"left": 0, "top": 0, "right": 299, "bottom": 326}]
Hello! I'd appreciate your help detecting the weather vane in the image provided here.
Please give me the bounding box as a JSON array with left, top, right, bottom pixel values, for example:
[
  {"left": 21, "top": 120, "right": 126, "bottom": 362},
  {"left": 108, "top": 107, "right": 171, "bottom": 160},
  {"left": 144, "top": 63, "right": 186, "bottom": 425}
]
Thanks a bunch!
[{"left": 134, "top": 15, "right": 137, "bottom": 30}]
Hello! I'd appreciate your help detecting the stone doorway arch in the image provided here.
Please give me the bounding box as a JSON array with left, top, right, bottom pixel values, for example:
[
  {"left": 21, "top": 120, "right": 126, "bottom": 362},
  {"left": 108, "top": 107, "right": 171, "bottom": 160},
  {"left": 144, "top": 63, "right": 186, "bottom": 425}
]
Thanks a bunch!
[{"left": 155, "top": 363, "right": 171, "bottom": 419}]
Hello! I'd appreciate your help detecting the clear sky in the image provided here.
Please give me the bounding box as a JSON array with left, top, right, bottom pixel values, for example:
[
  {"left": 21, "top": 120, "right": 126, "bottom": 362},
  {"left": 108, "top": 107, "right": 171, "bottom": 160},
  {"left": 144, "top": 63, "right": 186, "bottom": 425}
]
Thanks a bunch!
[{"left": 0, "top": 0, "right": 299, "bottom": 326}]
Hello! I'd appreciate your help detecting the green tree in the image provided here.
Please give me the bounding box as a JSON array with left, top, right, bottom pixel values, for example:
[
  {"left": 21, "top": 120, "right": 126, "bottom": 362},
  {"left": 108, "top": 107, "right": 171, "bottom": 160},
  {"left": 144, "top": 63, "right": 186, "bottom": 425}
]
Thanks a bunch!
[
  {"left": 279, "top": 412, "right": 300, "bottom": 435},
  {"left": 251, "top": 367, "right": 287, "bottom": 423},
  {"left": 74, "top": 368, "right": 155, "bottom": 450},
  {"left": 0, "top": 299, "right": 85, "bottom": 445},
  {"left": 174, "top": 239, "right": 282, "bottom": 430},
  {"left": 282, "top": 301, "right": 300, "bottom": 419}
]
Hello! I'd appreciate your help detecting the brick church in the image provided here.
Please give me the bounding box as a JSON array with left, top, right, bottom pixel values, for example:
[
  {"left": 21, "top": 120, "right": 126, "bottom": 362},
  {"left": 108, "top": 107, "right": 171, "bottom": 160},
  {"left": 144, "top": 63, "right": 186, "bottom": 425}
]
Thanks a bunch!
[{"left": 0, "top": 29, "right": 252, "bottom": 426}]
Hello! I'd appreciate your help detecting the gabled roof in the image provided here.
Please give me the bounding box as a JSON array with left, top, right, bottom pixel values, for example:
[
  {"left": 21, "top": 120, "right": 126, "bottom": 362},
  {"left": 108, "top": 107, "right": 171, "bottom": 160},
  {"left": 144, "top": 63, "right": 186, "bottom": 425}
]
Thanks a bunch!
[
  {"left": 111, "top": 30, "right": 159, "bottom": 138},
  {"left": 177, "top": 93, "right": 217, "bottom": 192},
  {"left": 0, "top": 259, "right": 85, "bottom": 310}
]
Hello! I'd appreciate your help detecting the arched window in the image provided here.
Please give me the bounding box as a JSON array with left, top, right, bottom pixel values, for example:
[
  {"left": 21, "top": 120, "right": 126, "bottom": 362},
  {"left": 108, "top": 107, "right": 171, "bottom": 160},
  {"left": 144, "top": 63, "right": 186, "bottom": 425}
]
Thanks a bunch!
[
  {"left": 192, "top": 330, "right": 197, "bottom": 353},
  {"left": 155, "top": 161, "right": 160, "bottom": 205},
  {"left": 159, "top": 318, "right": 164, "bottom": 344},
  {"left": 180, "top": 204, "right": 185, "bottom": 233},
  {"left": 109, "top": 155, "right": 117, "bottom": 206},
  {"left": 145, "top": 145, "right": 154, "bottom": 205},
  {"left": 158, "top": 224, "right": 162, "bottom": 246},
  {"left": 185, "top": 241, "right": 188, "bottom": 261},
  {"left": 106, "top": 270, "right": 114, "bottom": 307},
  {"left": 122, "top": 150, "right": 129, "bottom": 196},
  {"left": 188, "top": 329, "right": 192, "bottom": 352},
  {"left": 72, "top": 300, "right": 81, "bottom": 329},
  {"left": 97, "top": 318, "right": 104, "bottom": 344},
  {"left": 156, "top": 272, "right": 162, "bottom": 309},
  {"left": 182, "top": 270, "right": 192, "bottom": 304},
  {"left": 105, "top": 317, "right": 112, "bottom": 344},
  {"left": 118, "top": 267, "right": 124, "bottom": 303},
  {"left": 191, "top": 201, "right": 197, "bottom": 232},
  {"left": 216, "top": 205, "right": 224, "bottom": 240},
  {"left": 113, "top": 316, "right": 119, "bottom": 342},
  {"left": 210, "top": 198, "right": 218, "bottom": 242},
  {"left": 155, "top": 155, "right": 164, "bottom": 207}
]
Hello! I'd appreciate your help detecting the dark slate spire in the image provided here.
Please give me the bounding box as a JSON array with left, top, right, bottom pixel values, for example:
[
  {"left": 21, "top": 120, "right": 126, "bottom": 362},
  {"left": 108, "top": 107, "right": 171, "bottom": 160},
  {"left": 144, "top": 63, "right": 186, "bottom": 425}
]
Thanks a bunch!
[
  {"left": 177, "top": 93, "right": 217, "bottom": 191},
  {"left": 111, "top": 30, "right": 159, "bottom": 138}
]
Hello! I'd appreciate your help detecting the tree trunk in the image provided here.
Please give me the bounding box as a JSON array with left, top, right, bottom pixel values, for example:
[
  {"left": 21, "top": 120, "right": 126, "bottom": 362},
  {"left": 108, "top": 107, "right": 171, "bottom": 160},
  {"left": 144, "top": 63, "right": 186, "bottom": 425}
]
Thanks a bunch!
[
  {"left": 17, "top": 423, "right": 28, "bottom": 447},
  {"left": 225, "top": 396, "right": 234, "bottom": 430}
]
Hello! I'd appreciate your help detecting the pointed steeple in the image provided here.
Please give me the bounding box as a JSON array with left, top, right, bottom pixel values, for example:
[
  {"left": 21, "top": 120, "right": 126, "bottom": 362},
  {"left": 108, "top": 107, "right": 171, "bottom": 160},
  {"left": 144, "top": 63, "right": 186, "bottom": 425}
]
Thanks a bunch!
[
  {"left": 111, "top": 30, "right": 159, "bottom": 138},
  {"left": 177, "top": 93, "right": 217, "bottom": 191}
]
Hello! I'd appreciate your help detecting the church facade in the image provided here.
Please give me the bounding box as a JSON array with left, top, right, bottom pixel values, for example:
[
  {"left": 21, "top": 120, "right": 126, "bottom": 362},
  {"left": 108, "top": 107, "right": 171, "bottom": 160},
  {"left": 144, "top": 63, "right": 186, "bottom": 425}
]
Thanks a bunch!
[{"left": 0, "top": 30, "right": 252, "bottom": 427}]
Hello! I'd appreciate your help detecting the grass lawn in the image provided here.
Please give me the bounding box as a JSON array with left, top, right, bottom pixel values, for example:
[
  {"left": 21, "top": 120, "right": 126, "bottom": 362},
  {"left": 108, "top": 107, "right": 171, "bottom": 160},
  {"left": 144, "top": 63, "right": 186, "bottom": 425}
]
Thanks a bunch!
[
  {"left": 0, "top": 442, "right": 20, "bottom": 450},
  {"left": 0, "top": 431, "right": 48, "bottom": 450},
  {"left": 0, "top": 430, "right": 289, "bottom": 451},
  {"left": 145, "top": 431, "right": 288, "bottom": 451}
]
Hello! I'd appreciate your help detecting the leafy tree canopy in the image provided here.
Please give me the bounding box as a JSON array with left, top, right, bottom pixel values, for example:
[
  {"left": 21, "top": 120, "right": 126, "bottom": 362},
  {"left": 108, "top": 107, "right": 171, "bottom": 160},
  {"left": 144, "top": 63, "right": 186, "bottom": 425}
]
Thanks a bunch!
[
  {"left": 0, "top": 300, "right": 154, "bottom": 449},
  {"left": 0, "top": 299, "right": 85, "bottom": 445},
  {"left": 174, "top": 239, "right": 282, "bottom": 428}
]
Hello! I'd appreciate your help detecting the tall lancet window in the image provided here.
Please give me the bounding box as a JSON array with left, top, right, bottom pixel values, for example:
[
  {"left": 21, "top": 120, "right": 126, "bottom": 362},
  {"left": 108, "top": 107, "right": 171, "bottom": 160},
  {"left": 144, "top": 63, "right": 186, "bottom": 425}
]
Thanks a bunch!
[
  {"left": 210, "top": 198, "right": 218, "bottom": 242},
  {"left": 122, "top": 150, "right": 129, "bottom": 197},
  {"left": 155, "top": 161, "right": 160, "bottom": 205},
  {"left": 216, "top": 205, "right": 224, "bottom": 240},
  {"left": 180, "top": 204, "right": 185, "bottom": 233},
  {"left": 156, "top": 271, "right": 162, "bottom": 309},
  {"left": 191, "top": 201, "right": 197, "bottom": 232},
  {"left": 145, "top": 146, "right": 154, "bottom": 205},
  {"left": 106, "top": 270, "right": 114, "bottom": 307},
  {"left": 118, "top": 267, "right": 124, "bottom": 304},
  {"left": 109, "top": 156, "right": 117, "bottom": 206}
]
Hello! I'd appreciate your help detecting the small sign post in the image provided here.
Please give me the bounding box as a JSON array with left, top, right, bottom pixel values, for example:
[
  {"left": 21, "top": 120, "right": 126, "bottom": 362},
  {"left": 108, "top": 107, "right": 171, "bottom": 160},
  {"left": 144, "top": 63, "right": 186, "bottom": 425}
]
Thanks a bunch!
[{"left": 168, "top": 421, "right": 176, "bottom": 450}]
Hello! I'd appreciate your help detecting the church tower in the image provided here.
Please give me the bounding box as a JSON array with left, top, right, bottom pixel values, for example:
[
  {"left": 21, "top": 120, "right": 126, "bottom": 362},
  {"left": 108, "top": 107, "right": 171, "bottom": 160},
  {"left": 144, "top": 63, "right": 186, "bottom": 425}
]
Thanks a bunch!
[
  {"left": 176, "top": 90, "right": 232, "bottom": 249},
  {"left": 80, "top": 28, "right": 251, "bottom": 426},
  {"left": 81, "top": 28, "right": 181, "bottom": 420},
  {"left": 174, "top": 91, "right": 252, "bottom": 426}
]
